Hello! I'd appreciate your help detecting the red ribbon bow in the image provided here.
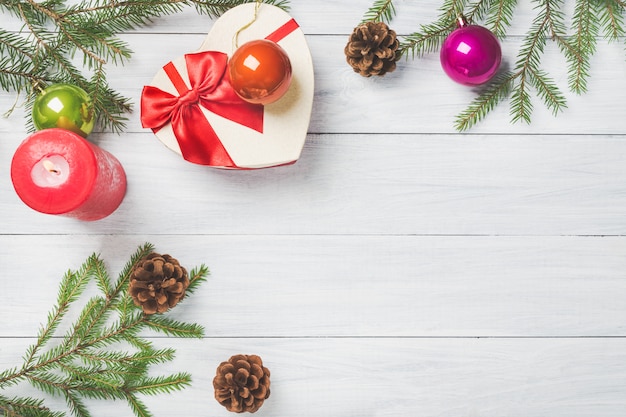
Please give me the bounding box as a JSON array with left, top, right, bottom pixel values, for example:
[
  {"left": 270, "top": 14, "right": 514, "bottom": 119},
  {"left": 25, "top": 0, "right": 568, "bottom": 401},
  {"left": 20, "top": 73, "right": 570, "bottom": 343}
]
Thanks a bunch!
[{"left": 141, "top": 51, "right": 264, "bottom": 166}]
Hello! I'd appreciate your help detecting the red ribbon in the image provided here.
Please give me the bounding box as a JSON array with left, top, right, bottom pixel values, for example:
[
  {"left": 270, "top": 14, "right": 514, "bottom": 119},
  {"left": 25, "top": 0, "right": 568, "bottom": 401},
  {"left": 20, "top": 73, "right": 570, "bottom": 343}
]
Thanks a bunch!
[
  {"left": 141, "top": 18, "right": 300, "bottom": 167},
  {"left": 266, "top": 18, "right": 299, "bottom": 43},
  {"left": 141, "top": 51, "right": 264, "bottom": 166}
]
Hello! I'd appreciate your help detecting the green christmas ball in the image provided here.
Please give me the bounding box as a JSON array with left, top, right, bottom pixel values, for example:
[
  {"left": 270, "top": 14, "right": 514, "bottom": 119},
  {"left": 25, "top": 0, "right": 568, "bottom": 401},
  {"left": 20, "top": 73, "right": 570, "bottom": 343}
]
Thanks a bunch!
[{"left": 32, "top": 83, "right": 95, "bottom": 137}]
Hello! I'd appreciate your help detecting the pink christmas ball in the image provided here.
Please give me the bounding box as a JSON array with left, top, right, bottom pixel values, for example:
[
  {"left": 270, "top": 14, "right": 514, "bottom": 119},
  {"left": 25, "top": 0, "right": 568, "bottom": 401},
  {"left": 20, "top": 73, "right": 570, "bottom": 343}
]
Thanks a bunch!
[{"left": 440, "top": 24, "right": 502, "bottom": 85}]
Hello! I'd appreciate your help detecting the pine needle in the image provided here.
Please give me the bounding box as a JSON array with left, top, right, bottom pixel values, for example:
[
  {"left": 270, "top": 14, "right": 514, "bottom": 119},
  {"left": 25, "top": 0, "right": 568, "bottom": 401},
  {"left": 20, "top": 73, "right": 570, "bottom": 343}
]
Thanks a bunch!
[
  {"left": 0, "top": 0, "right": 291, "bottom": 133},
  {"left": 186, "top": 264, "right": 210, "bottom": 295},
  {"left": 486, "top": 0, "right": 518, "bottom": 38},
  {"left": 125, "top": 373, "right": 192, "bottom": 395},
  {"left": 598, "top": 0, "right": 626, "bottom": 40},
  {"left": 144, "top": 316, "right": 205, "bottom": 338},
  {"left": 454, "top": 71, "right": 515, "bottom": 131},
  {"left": 0, "top": 244, "right": 209, "bottom": 417},
  {"left": 356, "top": 0, "right": 624, "bottom": 130},
  {"left": 564, "top": 0, "right": 598, "bottom": 94},
  {"left": 0, "top": 394, "right": 64, "bottom": 417},
  {"left": 528, "top": 67, "right": 567, "bottom": 115},
  {"left": 399, "top": 21, "right": 454, "bottom": 59},
  {"left": 361, "top": 0, "right": 396, "bottom": 24}
]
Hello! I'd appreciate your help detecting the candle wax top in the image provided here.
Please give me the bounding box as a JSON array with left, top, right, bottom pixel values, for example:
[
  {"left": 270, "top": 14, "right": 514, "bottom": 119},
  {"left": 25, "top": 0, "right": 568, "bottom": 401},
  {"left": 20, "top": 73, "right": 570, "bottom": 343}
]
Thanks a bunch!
[{"left": 11, "top": 129, "right": 99, "bottom": 214}]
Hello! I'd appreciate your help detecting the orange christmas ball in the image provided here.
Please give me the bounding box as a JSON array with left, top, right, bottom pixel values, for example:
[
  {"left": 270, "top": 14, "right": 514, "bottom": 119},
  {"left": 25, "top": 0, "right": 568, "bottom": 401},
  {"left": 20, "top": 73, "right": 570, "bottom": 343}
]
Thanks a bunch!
[{"left": 228, "top": 39, "right": 292, "bottom": 105}]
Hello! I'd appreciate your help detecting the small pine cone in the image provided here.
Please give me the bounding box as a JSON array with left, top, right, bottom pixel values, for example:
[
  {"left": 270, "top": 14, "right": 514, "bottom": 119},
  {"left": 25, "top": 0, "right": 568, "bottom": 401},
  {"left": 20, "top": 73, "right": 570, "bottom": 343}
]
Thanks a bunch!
[
  {"left": 345, "top": 21, "right": 400, "bottom": 77},
  {"left": 213, "top": 354, "right": 271, "bottom": 413},
  {"left": 129, "top": 252, "right": 189, "bottom": 315}
]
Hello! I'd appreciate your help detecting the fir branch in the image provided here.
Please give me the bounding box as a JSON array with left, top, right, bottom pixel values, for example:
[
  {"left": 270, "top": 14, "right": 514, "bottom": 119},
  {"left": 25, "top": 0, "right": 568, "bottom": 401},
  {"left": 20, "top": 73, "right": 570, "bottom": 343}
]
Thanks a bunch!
[
  {"left": 454, "top": 71, "right": 515, "bottom": 131},
  {"left": 440, "top": 0, "right": 468, "bottom": 21},
  {"left": 59, "top": 250, "right": 128, "bottom": 350},
  {"left": 361, "top": 0, "right": 396, "bottom": 24},
  {"left": 485, "top": 0, "right": 518, "bottom": 38},
  {"left": 565, "top": 0, "right": 599, "bottom": 94},
  {"left": 189, "top": 0, "right": 289, "bottom": 17},
  {"left": 510, "top": 74, "right": 533, "bottom": 123},
  {"left": 543, "top": 0, "right": 567, "bottom": 40},
  {"left": 528, "top": 67, "right": 567, "bottom": 115},
  {"left": 0, "top": 56, "right": 35, "bottom": 92},
  {"left": 79, "top": 312, "right": 147, "bottom": 351},
  {"left": 185, "top": 264, "right": 210, "bottom": 295},
  {"left": 26, "top": 371, "right": 69, "bottom": 397},
  {"left": 0, "top": 367, "right": 22, "bottom": 389},
  {"left": 144, "top": 316, "right": 205, "bottom": 338},
  {"left": 22, "top": 261, "right": 93, "bottom": 370},
  {"left": 123, "top": 392, "right": 151, "bottom": 417},
  {"left": 58, "top": 362, "right": 126, "bottom": 393},
  {"left": 88, "top": 252, "right": 113, "bottom": 297},
  {"left": 76, "top": 347, "right": 176, "bottom": 369},
  {"left": 0, "top": 244, "right": 209, "bottom": 417},
  {"left": 509, "top": 0, "right": 563, "bottom": 124},
  {"left": 64, "top": 392, "right": 89, "bottom": 417},
  {"left": 355, "top": 0, "right": 625, "bottom": 129},
  {"left": 454, "top": 0, "right": 568, "bottom": 128},
  {"left": 398, "top": 0, "right": 465, "bottom": 58},
  {"left": 88, "top": 77, "right": 132, "bottom": 134},
  {"left": 0, "top": 394, "right": 63, "bottom": 417},
  {"left": 0, "top": 0, "right": 291, "bottom": 133},
  {"left": 114, "top": 243, "right": 155, "bottom": 296},
  {"left": 464, "top": 0, "right": 493, "bottom": 23},
  {"left": 598, "top": 0, "right": 625, "bottom": 40},
  {"left": 0, "top": 29, "right": 34, "bottom": 68},
  {"left": 24, "top": 0, "right": 107, "bottom": 66},
  {"left": 60, "top": 0, "right": 183, "bottom": 22},
  {"left": 122, "top": 334, "right": 154, "bottom": 351},
  {"left": 399, "top": 20, "right": 454, "bottom": 58},
  {"left": 63, "top": 296, "right": 109, "bottom": 347},
  {"left": 125, "top": 373, "right": 192, "bottom": 395}
]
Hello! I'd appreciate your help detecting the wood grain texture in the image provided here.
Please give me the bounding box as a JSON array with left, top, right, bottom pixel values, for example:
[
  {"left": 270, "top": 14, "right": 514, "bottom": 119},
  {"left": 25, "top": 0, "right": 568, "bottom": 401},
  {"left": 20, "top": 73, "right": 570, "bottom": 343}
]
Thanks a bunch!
[
  {"left": 0, "top": 1, "right": 602, "bottom": 35},
  {"left": 2, "top": 37, "right": 626, "bottom": 135},
  {"left": 2, "top": 134, "right": 626, "bottom": 235},
  {"left": 1, "top": 1, "right": 626, "bottom": 415},
  {"left": 1, "top": 337, "right": 625, "bottom": 417},
  {"left": 1, "top": 235, "right": 625, "bottom": 337}
]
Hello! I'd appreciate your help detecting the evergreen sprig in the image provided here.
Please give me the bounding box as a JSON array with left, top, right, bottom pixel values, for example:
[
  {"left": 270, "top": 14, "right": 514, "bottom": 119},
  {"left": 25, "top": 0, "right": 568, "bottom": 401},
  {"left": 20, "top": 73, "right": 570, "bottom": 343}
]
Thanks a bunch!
[
  {"left": 0, "top": 243, "right": 209, "bottom": 417},
  {"left": 361, "top": 0, "right": 397, "bottom": 24},
  {"left": 359, "top": 0, "right": 626, "bottom": 131},
  {"left": 0, "top": 0, "right": 290, "bottom": 133}
]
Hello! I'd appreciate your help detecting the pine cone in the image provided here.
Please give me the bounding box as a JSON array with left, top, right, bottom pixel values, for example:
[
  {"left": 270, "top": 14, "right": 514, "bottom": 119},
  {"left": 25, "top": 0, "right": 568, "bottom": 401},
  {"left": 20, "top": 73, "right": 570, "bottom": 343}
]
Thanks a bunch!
[
  {"left": 213, "top": 354, "right": 271, "bottom": 413},
  {"left": 345, "top": 21, "right": 400, "bottom": 77},
  {"left": 129, "top": 252, "right": 189, "bottom": 315}
]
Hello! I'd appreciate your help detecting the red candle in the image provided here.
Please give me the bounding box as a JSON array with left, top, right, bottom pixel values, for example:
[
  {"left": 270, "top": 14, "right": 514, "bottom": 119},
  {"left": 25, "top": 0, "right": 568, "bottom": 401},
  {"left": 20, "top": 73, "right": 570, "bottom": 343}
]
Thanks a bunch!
[{"left": 10, "top": 128, "right": 127, "bottom": 221}]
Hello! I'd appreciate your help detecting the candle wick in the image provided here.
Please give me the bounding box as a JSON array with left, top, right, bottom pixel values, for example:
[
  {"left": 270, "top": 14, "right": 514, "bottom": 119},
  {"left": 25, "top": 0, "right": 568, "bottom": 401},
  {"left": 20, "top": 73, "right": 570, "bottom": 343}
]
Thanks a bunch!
[{"left": 42, "top": 159, "right": 60, "bottom": 175}]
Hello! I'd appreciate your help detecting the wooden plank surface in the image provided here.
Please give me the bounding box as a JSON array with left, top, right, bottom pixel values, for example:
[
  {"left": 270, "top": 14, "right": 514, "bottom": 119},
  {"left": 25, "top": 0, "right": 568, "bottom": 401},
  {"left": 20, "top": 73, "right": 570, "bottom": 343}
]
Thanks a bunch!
[
  {"left": 2, "top": 37, "right": 626, "bottom": 135},
  {"left": 1, "top": 235, "right": 626, "bottom": 338},
  {"left": 1, "top": 337, "right": 625, "bottom": 416},
  {"left": 1, "top": 1, "right": 626, "bottom": 415},
  {"left": 2, "top": 133, "right": 626, "bottom": 235}
]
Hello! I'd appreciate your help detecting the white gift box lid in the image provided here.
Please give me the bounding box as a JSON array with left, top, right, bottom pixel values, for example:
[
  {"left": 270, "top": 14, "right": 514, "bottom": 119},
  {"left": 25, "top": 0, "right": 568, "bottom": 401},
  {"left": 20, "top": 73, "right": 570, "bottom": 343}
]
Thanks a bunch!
[{"left": 143, "top": 3, "right": 314, "bottom": 169}]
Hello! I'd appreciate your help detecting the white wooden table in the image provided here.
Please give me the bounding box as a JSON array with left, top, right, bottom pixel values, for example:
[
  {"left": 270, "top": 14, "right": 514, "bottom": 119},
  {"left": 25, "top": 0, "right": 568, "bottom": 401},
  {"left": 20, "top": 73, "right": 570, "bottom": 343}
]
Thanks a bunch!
[{"left": 2, "top": 1, "right": 626, "bottom": 415}]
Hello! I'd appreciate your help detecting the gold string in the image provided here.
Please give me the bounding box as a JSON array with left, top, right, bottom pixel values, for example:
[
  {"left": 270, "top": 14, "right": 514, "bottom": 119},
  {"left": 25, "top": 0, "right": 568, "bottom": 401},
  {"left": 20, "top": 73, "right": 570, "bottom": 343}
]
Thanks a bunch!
[
  {"left": 2, "top": 89, "right": 22, "bottom": 118},
  {"left": 456, "top": 14, "right": 468, "bottom": 28},
  {"left": 233, "top": 0, "right": 263, "bottom": 51}
]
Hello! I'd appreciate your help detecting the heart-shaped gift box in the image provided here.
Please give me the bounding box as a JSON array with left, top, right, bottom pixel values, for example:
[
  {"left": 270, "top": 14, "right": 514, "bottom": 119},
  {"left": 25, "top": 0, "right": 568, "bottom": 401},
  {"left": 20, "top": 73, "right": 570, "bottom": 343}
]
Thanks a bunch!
[{"left": 141, "top": 3, "right": 314, "bottom": 169}]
